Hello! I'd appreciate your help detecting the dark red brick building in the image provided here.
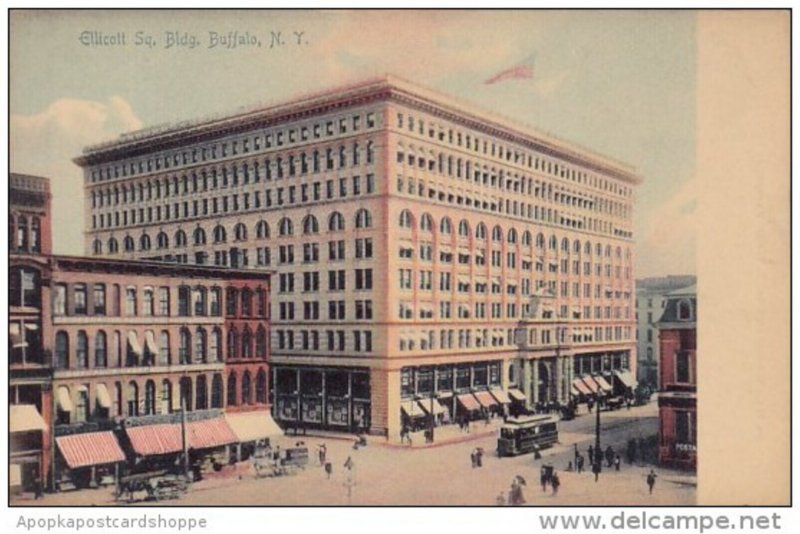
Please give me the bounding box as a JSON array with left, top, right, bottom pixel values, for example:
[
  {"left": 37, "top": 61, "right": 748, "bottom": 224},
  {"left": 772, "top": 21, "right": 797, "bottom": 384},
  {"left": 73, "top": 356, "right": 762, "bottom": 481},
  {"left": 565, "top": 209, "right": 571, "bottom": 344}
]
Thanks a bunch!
[{"left": 656, "top": 284, "right": 697, "bottom": 470}]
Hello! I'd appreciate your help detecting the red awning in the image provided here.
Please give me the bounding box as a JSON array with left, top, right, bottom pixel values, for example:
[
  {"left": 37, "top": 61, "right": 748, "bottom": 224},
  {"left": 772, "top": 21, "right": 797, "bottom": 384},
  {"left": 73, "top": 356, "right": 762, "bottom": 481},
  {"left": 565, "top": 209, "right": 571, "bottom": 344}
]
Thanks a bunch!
[
  {"left": 126, "top": 419, "right": 238, "bottom": 456},
  {"left": 573, "top": 378, "right": 593, "bottom": 396},
  {"left": 592, "top": 375, "right": 614, "bottom": 393},
  {"left": 581, "top": 376, "right": 600, "bottom": 394},
  {"left": 56, "top": 431, "right": 125, "bottom": 469},
  {"left": 457, "top": 394, "right": 481, "bottom": 412},
  {"left": 473, "top": 390, "right": 498, "bottom": 408}
]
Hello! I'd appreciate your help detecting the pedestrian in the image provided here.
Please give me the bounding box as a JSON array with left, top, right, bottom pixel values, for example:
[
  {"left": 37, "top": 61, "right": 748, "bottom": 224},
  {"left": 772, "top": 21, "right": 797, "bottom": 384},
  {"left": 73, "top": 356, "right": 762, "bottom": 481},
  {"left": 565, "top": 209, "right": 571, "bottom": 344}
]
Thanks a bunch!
[
  {"left": 605, "top": 445, "right": 615, "bottom": 468},
  {"left": 496, "top": 491, "right": 506, "bottom": 506},
  {"left": 510, "top": 477, "right": 526, "bottom": 505},
  {"left": 587, "top": 398, "right": 594, "bottom": 413},
  {"left": 470, "top": 450, "right": 477, "bottom": 469},
  {"left": 540, "top": 466, "right": 548, "bottom": 492},
  {"left": 551, "top": 471, "right": 560, "bottom": 495},
  {"left": 573, "top": 443, "right": 579, "bottom": 461},
  {"left": 33, "top": 478, "right": 43, "bottom": 500},
  {"left": 566, "top": 461, "right": 573, "bottom": 472},
  {"left": 344, "top": 456, "right": 354, "bottom": 471},
  {"left": 318, "top": 443, "right": 327, "bottom": 466},
  {"left": 587, "top": 444, "right": 594, "bottom": 464},
  {"left": 576, "top": 454, "right": 584, "bottom": 474},
  {"left": 647, "top": 469, "right": 657, "bottom": 494},
  {"left": 592, "top": 461, "right": 601, "bottom": 482},
  {"left": 476, "top": 448, "right": 484, "bottom": 468},
  {"left": 324, "top": 461, "right": 333, "bottom": 479},
  {"left": 614, "top": 454, "right": 621, "bottom": 471}
]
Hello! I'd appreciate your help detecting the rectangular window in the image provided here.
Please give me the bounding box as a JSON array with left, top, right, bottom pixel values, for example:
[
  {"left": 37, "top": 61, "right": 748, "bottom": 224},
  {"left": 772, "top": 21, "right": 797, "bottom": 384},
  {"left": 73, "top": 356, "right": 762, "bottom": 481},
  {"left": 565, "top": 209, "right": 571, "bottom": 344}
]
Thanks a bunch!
[
  {"left": 92, "top": 284, "right": 106, "bottom": 315},
  {"left": 74, "top": 284, "right": 87, "bottom": 315}
]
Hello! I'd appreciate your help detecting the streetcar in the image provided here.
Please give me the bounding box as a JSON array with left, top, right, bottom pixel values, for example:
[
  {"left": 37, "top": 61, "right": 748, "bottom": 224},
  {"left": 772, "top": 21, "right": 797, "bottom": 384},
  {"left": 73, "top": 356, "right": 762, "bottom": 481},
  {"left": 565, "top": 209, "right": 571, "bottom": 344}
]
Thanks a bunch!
[{"left": 496, "top": 415, "right": 559, "bottom": 457}]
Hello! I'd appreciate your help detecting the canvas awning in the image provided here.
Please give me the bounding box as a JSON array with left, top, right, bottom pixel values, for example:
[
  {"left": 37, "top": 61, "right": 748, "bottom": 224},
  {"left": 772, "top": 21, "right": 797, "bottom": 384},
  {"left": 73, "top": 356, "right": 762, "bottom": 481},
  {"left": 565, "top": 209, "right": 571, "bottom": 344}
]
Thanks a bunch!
[
  {"left": 225, "top": 411, "right": 284, "bottom": 442},
  {"left": 144, "top": 331, "right": 159, "bottom": 355},
  {"left": 400, "top": 400, "right": 425, "bottom": 418},
  {"left": 571, "top": 385, "right": 580, "bottom": 396},
  {"left": 56, "top": 431, "right": 125, "bottom": 469},
  {"left": 10, "top": 464, "right": 22, "bottom": 487},
  {"left": 572, "top": 378, "right": 593, "bottom": 396},
  {"left": 457, "top": 394, "right": 481, "bottom": 412},
  {"left": 417, "top": 399, "right": 446, "bottom": 416},
  {"left": 57, "top": 386, "right": 73, "bottom": 412},
  {"left": 473, "top": 390, "right": 498, "bottom": 408},
  {"left": 489, "top": 389, "right": 511, "bottom": 404},
  {"left": 127, "top": 331, "right": 143, "bottom": 356},
  {"left": 614, "top": 370, "right": 638, "bottom": 390},
  {"left": 508, "top": 389, "right": 527, "bottom": 402},
  {"left": 96, "top": 384, "right": 112, "bottom": 409},
  {"left": 10, "top": 404, "right": 47, "bottom": 433},
  {"left": 126, "top": 418, "right": 237, "bottom": 456},
  {"left": 593, "top": 375, "right": 614, "bottom": 393},
  {"left": 581, "top": 376, "right": 600, "bottom": 394},
  {"left": 10, "top": 322, "right": 26, "bottom": 348}
]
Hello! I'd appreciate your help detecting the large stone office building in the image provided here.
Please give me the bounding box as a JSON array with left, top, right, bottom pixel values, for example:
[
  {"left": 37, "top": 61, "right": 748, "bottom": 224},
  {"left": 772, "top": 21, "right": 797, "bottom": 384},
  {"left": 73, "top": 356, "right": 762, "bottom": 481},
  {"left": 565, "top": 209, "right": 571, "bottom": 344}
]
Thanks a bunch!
[{"left": 75, "top": 76, "right": 640, "bottom": 438}]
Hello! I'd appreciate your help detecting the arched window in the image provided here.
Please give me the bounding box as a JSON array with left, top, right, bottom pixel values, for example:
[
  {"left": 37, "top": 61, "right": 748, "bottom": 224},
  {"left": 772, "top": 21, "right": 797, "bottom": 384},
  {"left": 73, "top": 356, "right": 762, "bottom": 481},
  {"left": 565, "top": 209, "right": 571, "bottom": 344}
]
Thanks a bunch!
[
  {"left": 561, "top": 237, "right": 570, "bottom": 252},
  {"left": 213, "top": 225, "right": 227, "bottom": 243},
  {"left": 95, "top": 331, "right": 107, "bottom": 367},
  {"left": 211, "top": 327, "right": 222, "bottom": 362},
  {"left": 227, "top": 373, "right": 238, "bottom": 406},
  {"left": 124, "top": 236, "right": 135, "bottom": 252},
  {"left": 144, "top": 380, "right": 156, "bottom": 415},
  {"left": 585, "top": 241, "right": 593, "bottom": 255},
  {"left": 328, "top": 212, "right": 345, "bottom": 232},
  {"left": 127, "top": 381, "right": 139, "bottom": 416},
  {"left": 399, "top": 209, "right": 414, "bottom": 229},
  {"left": 107, "top": 237, "right": 119, "bottom": 254},
  {"left": 550, "top": 235, "right": 558, "bottom": 250},
  {"left": 256, "top": 325, "right": 267, "bottom": 358},
  {"left": 157, "top": 232, "right": 169, "bottom": 249},
  {"left": 421, "top": 213, "right": 434, "bottom": 232},
  {"left": 302, "top": 215, "right": 319, "bottom": 235},
  {"left": 195, "top": 328, "right": 207, "bottom": 363},
  {"left": 92, "top": 239, "right": 103, "bottom": 255},
  {"left": 522, "top": 231, "right": 532, "bottom": 246},
  {"left": 536, "top": 233, "right": 545, "bottom": 249},
  {"left": 458, "top": 220, "right": 470, "bottom": 238},
  {"left": 279, "top": 217, "right": 293, "bottom": 236},
  {"left": 196, "top": 375, "right": 208, "bottom": 410},
  {"left": 194, "top": 227, "right": 206, "bottom": 245},
  {"left": 179, "top": 328, "right": 191, "bottom": 364},
  {"left": 574, "top": 239, "right": 582, "bottom": 254},
  {"left": 492, "top": 225, "right": 503, "bottom": 243},
  {"left": 476, "top": 223, "right": 487, "bottom": 240},
  {"left": 234, "top": 223, "right": 247, "bottom": 241},
  {"left": 180, "top": 377, "right": 193, "bottom": 412},
  {"left": 76, "top": 331, "right": 88, "bottom": 369},
  {"left": 211, "top": 374, "right": 224, "bottom": 409},
  {"left": 355, "top": 209, "right": 373, "bottom": 229},
  {"left": 255, "top": 220, "right": 269, "bottom": 239},
  {"left": 241, "top": 288, "right": 253, "bottom": 317},
  {"left": 256, "top": 369, "right": 267, "bottom": 404},
  {"left": 227, "top": 327, "right": 238, "bottom": 360},
  {"left": 242, "top": 327, "right": 253, "bottom": 359},
  {"left": 440, "top": 217, "right": 452, "bottom": 235},
  {"left": 140, "top": 233, "right": 151, "bottom": 251},
  {"left": 55, "top": 331, "right": 69, "bottom": 369},
  {"left": 161, "top": 379, "right": 172, "bottom": 414},
  {"left": 174, "top": 229, "right": 187, "bottom": 248},
  {"left": 677, "top": 299, "right": 694, "bottom": 321},
  {"left": 241, "top": 371, "right": 252, "bottom": 405},
  {"left": 159, "top": 331, "right": 170, "bottom": 365},
  {"left": 16, "top": 216, "right": 28, "bottom": 250},
  {"left": 507, "top": 228, "right": 518, "bottom": 244}
]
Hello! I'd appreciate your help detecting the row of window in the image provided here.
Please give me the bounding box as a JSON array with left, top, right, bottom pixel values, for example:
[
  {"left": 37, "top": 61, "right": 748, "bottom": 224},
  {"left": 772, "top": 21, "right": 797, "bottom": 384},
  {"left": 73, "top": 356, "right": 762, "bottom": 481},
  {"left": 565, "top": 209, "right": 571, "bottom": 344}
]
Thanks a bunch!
[
  {"left": 53, "top": 325, "right": 268, "bottom": 370},
  {"left": 89, "top": 111, "right": 378, "bottom": 183},
  {"left": 398, "top": 299, "right": 632, "bottom": 321},
  {"left": 277, "top": 269, "right": 374, "bottom": 294},
  {"left": 277, "top": 300, "right": 373, "bottom": 321},
  {"left": 275, "top": 329, "right": 373, "bottom": 353},
  {"left": 52, "top": 283, "right": 268, "bottom": 319},
  {"left": 91, "top": 174, "right": 376, "bottom": 233},
  {"left": 400, "top": 361, "right": 503, "bottom": 398},
  {"left": 9, "top": 214, "right": 43, "bottom": 254}
]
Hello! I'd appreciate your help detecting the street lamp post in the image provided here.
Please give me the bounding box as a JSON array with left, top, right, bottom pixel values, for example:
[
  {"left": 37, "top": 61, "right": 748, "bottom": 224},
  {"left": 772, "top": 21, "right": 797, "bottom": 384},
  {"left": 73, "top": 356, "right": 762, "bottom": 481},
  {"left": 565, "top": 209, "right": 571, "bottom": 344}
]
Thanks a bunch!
[
  {"left": 429, "top": 391, "right": 436, "bottom": 443},
  {"left": 594, "top": 391, "right": 601, "bottom": 473}
]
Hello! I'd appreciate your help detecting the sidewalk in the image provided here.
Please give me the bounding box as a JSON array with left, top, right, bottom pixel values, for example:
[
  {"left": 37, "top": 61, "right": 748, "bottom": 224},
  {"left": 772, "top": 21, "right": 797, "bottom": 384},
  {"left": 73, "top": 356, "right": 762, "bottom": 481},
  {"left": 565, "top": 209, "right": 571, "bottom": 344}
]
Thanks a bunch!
[{"left": 384, "top": 419, "right": 504, "bottom": 449}]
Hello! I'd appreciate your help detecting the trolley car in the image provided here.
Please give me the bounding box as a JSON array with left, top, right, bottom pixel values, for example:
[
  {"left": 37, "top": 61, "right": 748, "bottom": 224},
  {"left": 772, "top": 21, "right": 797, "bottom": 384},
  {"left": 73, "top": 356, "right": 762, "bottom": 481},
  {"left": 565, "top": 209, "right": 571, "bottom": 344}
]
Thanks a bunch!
[{"left": 497, "top": 415, "right": 559, "bottom": 457}]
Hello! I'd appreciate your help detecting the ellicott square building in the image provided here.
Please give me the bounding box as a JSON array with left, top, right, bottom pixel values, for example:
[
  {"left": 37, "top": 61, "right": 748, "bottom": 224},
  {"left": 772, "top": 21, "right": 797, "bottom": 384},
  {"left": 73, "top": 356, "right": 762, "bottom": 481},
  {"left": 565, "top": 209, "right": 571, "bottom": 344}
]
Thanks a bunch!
[{"left": 75, "top": 76, "right": 641, "bottom": 438}]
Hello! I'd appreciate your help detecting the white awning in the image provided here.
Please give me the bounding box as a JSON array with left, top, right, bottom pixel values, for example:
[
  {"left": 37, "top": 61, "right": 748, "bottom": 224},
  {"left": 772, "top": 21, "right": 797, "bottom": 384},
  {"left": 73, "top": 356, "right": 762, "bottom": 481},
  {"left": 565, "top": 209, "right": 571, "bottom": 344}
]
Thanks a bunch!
[
  {"left": 127, "top": 331, "right": 143, "bottom": 356},
  {"left": 225, "top": 410, "right": 284, "bottom": 442},
  {"left": 401, "top": 400, "right": 425, "bottom": 418},
  {"left": 144, "top": 331, "right": 159, "bottom": 355},
  {"left": 57, "top": 386, "right": 73, "bottom": 412},
  {"left": 10, "top": 464, "right": 22, "bottom": 487},
  {"left": 96, "top": 384, "right": 112, "bottom": 409},
  {"left": 25, "top": 323, "right": 39, "bottom": 331},
  {"left": 9, "top": 323, "right": 21, "bottom": 336},
  {"left": 417, "top": 399, "right": 446, "bottom": 416},
  {"left": 10, "top": 404, "right": 47, "bottom": 433}
]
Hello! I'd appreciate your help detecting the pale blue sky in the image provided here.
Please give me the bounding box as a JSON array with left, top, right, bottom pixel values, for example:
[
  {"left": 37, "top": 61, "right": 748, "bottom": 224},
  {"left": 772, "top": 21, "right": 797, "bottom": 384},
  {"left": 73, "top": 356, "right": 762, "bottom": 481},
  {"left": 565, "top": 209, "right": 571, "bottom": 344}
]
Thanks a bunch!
[{"left": 10, "top": 10, "right": 696, "bottom": 277}]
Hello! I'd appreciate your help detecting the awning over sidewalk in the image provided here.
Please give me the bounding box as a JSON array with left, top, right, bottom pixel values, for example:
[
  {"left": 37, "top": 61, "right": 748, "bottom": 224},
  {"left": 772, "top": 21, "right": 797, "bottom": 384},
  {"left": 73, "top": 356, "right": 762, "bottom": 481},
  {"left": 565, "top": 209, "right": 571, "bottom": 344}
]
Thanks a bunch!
[
  {"left": 489, "top": 389, "right": 511, "bottom": 405},
  {"left": 614, "top": 370, "right": 638, "bottom": 390},
  {"left": 225, "top": 411, "right": 284, "bottom": 443},
  {"left": 457, "top": 394, "right": 481, "bottom": 412},
  {"left": 400, "top": 400, "right": 425, "bottom": 418},
  {"left": 508, "top": 389, "right": 527, "bottom": 402},
  {"left": 572, "top": 378, "right": 593, "bottom": 397},
  {"left": 417, "top": 399, "right": 446, "bottom": 416},
  {"left": 56, "top": 431, "right": 125, "bottom": 469},
  {"left": 473, "top": 390, "right": 498, "bottom": 409},
  {"left": 592, "top": 375, "right": 613, "bottom": 393},
  {"left": 126, "top": 418, "right": 237, "bottom": 457},
  {"left": 580, "top": 376, "right": 600, "bottom": 395},
  {"left": 10, "top": 464, "right": 22, "bottom": 487},
  {"left": 10, "top": 404, "right": 47, "bottom": 433}
]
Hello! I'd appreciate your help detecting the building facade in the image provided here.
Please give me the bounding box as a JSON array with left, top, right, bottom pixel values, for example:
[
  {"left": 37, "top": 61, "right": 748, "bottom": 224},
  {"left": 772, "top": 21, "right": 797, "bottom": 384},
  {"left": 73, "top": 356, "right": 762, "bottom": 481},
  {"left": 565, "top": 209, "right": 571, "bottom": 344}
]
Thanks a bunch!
[
  {"left": 75, "top": 76, "right": 640, "bottom": 438},
  {"left": 656, "top": 285, "right": 697, "bottom": 470},
  {"left": 9, "top": 173, "right": 53, "bottom": 493},
  {"left": 635, "top": 275, "right": 696, "bottom": 387}
]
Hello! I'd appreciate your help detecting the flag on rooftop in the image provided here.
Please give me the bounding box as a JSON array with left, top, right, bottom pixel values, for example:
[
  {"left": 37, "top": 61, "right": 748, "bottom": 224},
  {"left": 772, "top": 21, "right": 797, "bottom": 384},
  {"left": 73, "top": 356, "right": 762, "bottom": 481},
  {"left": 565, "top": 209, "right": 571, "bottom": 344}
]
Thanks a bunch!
[{"left": 485, "top": 54, "right": 536, "bottom": 85}]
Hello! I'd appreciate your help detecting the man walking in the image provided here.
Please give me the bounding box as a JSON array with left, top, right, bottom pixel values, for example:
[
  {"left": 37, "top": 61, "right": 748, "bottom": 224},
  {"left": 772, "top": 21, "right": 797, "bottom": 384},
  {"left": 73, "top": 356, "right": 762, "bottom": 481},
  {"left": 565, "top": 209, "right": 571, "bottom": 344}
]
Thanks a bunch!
[
  {"left": 614, "top": 454, "right": 621, "bottom": 471},
  {"left": 576, "top": 454, "right": 585, "bottom": 474},
  {"left": 592, "top": 461, "right": 601, "bottom": 482},
  {"left": 647, "top": 469, "right": 657, "bottom": 494},
  {"left": 551, "top": 471, "right": 560, "bottom": 495}
]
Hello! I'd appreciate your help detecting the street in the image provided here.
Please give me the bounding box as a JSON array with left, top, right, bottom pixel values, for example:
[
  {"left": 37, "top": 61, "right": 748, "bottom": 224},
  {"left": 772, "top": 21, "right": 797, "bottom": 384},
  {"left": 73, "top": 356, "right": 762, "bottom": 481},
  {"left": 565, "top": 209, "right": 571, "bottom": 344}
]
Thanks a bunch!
[{"left": 14, "top": 401, "right": 695, "bottom": 506}]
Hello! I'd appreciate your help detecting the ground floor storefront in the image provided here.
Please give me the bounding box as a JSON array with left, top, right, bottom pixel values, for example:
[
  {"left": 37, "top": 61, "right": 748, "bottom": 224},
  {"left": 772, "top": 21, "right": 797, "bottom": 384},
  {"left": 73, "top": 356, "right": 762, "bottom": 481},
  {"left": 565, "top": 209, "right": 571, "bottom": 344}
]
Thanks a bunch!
[{"left": 658, "top": 390, "right": 697, "bottom": 470}]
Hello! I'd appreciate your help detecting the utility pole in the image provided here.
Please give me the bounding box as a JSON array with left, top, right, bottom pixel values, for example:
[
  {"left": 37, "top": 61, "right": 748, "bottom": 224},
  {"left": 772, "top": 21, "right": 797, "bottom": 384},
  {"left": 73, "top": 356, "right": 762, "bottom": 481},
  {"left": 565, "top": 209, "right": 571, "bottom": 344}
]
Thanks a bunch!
[
  {"left": 181, "top": 395, "right": 189, "bottom": 479},
  {"left": 594, "top": 392, "right": 601, "bottom": 473},
  {"left": 429, "top": 391, "right": 435, "bottom": 443}
]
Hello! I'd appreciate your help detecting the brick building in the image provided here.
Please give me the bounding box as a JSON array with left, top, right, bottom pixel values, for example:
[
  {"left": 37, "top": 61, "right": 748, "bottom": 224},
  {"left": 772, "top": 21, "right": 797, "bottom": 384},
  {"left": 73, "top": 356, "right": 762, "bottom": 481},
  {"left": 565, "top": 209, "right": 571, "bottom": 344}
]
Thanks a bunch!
[
  {"left": 75, "top": 76, "right": 640, "bottom": 438},
  {"left": 656, "top": 284, "right": 697, "bottom": 470}
]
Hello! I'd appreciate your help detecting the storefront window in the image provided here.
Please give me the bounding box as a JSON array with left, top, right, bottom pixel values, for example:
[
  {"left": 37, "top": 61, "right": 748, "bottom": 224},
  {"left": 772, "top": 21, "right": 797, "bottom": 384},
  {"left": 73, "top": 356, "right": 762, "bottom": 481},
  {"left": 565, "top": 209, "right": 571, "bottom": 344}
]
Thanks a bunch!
[
  {"left": 455, "top": 366, "right": 471, "bottom": 390},
  {"left": 400, "top": 367, "right": 414, "bottom": 398},
  {"left": 473, "top": 364, "right": 488, "bottom": 387},
  {"left": 437, "top": 366, "right": 453, "bottom": 392},
  {"left": 416, "top": 367, "right": 434, "bottom": 395},
  {"left": 489, "top": 362, "right": 501, "bottom": 386},
  {"left": 352, "top": 372, "right": 370, "bottom": 400}
]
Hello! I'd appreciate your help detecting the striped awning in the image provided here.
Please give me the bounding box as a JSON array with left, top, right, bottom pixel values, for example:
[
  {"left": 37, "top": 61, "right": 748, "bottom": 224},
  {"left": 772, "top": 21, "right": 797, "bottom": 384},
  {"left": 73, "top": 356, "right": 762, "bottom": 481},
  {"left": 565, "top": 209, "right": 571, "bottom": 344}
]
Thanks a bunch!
[
  {"left": 508, "top": 389, "right": 527, "bottom": 402},
  {"left": 581, "top": 376, "right": 600, "bottom": 394},
  {"left": 614, "top": 370, "right": 638, "bottom": 389},
  {"left": 10, "top": 404, "right": 47, "bottom": 433},
  {"left": 126, "top": 418, "right": 237, "bottom": 456},
  {"left": 489, "top": 389, "right": 511, "bottom": 404},
  {"left": 417, "top": 399, "right": 446, "bottom": 416},
  {"left": 573, "top": 378, "right": 593, "bottom": 396},
  {"left": 96, "top": 384, "right": 112, "bottom": 409},
  {"left": 400, "top": 400, "right": 425, "bottom": 418},
  {"left": 473, "top": 390, "right": 498, "bottom": 408},
  {"left": 56, "top": 431, "right": 125, "bottom": 469},
  {"left": 457, "top": 394, "right": 481, "bottom": 412},
  {"left": 593, "top": 375, "right": 614, "bottom": 393}
]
